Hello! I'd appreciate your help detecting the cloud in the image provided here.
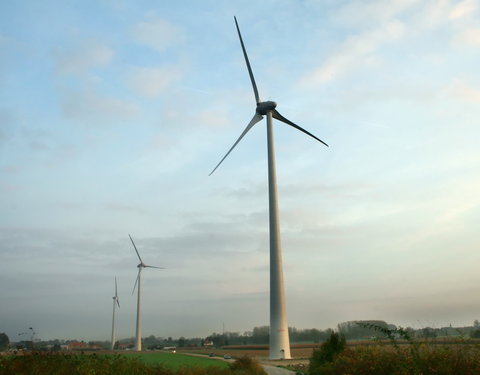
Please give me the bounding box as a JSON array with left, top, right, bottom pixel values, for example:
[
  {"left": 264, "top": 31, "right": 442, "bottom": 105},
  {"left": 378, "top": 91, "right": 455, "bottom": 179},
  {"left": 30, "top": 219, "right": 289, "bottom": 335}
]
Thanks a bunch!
[
  {"left": 55, "top": 40, "right": 114, "bottom": 75},
  {"left": 197, "top": 109, "right": 230, "bottom": 128},
  {"left": 300, "top": 0, "right": 480, "bottom": 88},
  {"left": 331, "top": 0, "right": 418, "bottom": 28},
  {"left": 455, "top": 28, "right": 480, "bottom": 45},
  {"left": 448, "top": 80, "right": 480, "bottom": 102},
  {"left": 61, "top": 88, "right": 140, "bottom": 122},
  {"left": 449, "top": 0, "right": 477, "bottom": 20},
  {"left": 132, "top": 18, "right": 185, "bottom": 51},
  {"left": 217, "top": 181, "right": 371, "bottom": 200},
  {"left": 128, "top": 66, "right": 181, "bottom": 97},
  {"left": 299, "top": 20, "right": 406, "bottom": 87}
]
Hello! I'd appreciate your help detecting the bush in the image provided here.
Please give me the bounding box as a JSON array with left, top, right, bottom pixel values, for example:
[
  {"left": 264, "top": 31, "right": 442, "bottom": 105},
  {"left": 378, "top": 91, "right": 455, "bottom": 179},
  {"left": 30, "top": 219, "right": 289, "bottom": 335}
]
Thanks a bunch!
[
  {"left": 309, "top": 344, "right": 480, "bottom": 375},
  {"left": 229, "top": 356, "right": 266, "bottom": 375},
  {"left": 309, "top": 332, "right": 346, "bottom": 374}
]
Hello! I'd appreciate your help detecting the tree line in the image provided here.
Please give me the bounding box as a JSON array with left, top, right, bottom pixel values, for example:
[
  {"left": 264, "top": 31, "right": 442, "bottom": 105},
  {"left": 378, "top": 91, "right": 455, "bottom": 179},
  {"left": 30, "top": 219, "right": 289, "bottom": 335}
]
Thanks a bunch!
[{"left": 3, "top": 319, "right": 480, "bottom": 351}]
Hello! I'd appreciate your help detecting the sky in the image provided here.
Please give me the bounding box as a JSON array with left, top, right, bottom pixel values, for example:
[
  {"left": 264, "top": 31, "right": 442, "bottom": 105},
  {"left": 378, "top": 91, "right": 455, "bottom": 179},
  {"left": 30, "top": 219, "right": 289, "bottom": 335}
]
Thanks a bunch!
[{"left": 1, "top": 0, "right": 480, "bottom": 342}]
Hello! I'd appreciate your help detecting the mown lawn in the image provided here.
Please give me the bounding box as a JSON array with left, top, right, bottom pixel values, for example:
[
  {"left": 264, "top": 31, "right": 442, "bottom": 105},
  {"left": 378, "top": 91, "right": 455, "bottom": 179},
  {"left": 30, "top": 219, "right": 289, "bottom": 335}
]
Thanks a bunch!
[{"left": 126, "top": 352, "right": 229, "bottom": 370}]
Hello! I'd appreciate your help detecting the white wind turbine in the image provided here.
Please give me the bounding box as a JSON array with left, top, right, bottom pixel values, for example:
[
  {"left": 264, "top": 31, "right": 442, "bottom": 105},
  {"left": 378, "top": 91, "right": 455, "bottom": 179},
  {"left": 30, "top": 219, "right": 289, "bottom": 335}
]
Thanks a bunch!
[
  {"left": 210, "top": 17, "right": 328, "bottom": 359},
  {"left": 110, "top": 276, "right": 120, "bottom": 350},
  {"left": 129, "top": 234, "right": 164, "bottom": 352}
]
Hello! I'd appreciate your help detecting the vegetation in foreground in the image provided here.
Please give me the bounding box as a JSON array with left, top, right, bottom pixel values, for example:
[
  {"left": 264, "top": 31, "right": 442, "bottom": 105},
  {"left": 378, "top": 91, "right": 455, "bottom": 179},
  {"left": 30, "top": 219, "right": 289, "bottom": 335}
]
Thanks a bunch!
[
  {"left": 0, "top": 352, "right": 266, "bottom": 375},
  {"left": 309, "top": 330, "right": 480, "bottom": 375}
]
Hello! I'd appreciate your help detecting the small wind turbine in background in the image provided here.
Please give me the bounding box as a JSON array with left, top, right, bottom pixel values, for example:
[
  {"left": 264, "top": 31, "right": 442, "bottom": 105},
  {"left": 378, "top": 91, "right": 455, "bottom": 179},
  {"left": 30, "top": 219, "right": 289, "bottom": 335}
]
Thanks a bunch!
[
  {"left": 210, "top": 17, "right": 328, "bottom": 359},
  {"left": 129, "top": 234, "right": 164, "bottom": 352},
  {"left": 110, "top": 277, "right": 120, "bottom": 350}
]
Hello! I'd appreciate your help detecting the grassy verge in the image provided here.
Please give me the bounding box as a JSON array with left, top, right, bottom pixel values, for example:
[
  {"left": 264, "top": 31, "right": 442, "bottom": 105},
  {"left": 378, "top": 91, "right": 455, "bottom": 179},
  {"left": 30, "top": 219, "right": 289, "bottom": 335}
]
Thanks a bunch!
[{"left": 126, "top": 351, "right": 229, "bottom": 369}]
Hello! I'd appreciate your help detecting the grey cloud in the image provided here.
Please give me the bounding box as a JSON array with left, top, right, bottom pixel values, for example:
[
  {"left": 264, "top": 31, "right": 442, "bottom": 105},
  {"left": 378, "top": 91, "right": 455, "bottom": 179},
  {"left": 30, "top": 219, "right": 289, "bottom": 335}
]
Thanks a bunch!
[
  {"left": 214, "top": 181, "right": 372, "bottom": 200},
  {"left": 105, "top": 203, "right": 147, "bottom": 214}
]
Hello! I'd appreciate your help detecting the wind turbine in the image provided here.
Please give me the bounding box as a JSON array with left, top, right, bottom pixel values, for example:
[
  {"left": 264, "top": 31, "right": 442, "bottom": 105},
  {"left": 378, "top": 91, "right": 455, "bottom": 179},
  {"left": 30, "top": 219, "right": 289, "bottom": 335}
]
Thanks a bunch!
[
  {"left": 210, "top": 17, "right": 328, "bottom": 360},
  {"left": 129, "top": 234, "right": 164, "bottom": 352},
  {"left": 110, "top": 276, "right": 120, "bottom": 350}
]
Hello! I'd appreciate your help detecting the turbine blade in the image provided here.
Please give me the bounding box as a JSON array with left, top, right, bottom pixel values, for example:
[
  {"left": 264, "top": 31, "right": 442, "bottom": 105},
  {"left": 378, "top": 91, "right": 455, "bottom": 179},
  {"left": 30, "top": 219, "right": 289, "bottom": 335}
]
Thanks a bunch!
[
  {"left": 272, "top": 109, "right": 329, "bottom": 147},
  {"left": 129, "top": 234, "right": 144, "bottom": 264},
  {"left": 132, "top": 270, "right": 140, "bottom": 295},
  {"left": 209, "top": 113, "right": 263, "bottom": 175},
  {"left": 234, "top": 16, "right": 260, "bottom": 104},
  {"left": 116, "top": 297, "right": 120, "bottom": 308},
  {"left": 144, "top": 265, "right": 165, "bottom": 269}
]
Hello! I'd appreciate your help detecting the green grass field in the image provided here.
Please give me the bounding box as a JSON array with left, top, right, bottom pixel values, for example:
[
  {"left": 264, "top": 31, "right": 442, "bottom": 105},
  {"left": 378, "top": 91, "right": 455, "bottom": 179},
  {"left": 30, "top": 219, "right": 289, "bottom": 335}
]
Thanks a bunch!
[{"left": 126, "top": 352, "right": 229, "bottom": 370}]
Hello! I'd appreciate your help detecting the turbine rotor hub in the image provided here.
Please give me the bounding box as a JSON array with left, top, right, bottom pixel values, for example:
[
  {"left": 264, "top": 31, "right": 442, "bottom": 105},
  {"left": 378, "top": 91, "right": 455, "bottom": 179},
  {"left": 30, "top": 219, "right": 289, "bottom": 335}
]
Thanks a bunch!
[{"left": 256, "top": 101, "right": 277, "bottom": 115}]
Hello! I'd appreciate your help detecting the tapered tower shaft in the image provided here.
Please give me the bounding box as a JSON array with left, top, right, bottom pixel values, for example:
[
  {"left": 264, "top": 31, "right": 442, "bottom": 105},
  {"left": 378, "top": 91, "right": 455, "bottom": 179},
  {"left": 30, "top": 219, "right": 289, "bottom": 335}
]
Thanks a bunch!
[
  {"left": 135, "top": 268, "right": 142, "bottom": 351},
  {"left": 111, "top": 299, "right": 116, "bottom": 350},
  {"left": 266, "top": 111, "right": 291, "bottom": 359}
]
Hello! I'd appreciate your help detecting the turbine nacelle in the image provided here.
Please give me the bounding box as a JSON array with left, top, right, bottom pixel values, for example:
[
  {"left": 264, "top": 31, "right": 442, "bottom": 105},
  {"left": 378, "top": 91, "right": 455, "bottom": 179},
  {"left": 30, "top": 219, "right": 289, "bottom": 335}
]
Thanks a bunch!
[{"left": 256, "top": 101, "right": 277, "bottom": 115}]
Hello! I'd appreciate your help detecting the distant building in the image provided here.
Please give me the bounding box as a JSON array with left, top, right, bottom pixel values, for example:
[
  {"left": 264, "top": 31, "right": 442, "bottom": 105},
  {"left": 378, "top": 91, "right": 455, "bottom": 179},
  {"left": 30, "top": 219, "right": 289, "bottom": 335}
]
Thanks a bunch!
[
  {"left": 203, "top": 340, "right": 214, "bottom": 348},
  {"left": 67, "top": 341, "right": 89, "bottom": 351},
  {"left": 66, "top": 341, "right": 101, "bottom": 351}
]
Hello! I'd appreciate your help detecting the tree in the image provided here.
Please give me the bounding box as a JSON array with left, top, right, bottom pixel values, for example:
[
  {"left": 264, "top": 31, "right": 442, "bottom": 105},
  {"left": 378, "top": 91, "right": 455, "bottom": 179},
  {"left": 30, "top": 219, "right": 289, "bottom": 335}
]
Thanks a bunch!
[
  {"left": 338, "top": 320, "right": 393, "bottom": 340},
  {"left": 0, "top": 333, "right": 9, "bottom": 351},
  {"left": 471, "top": 329, "right": 480, "bottom": 339},
  {"left": 251, "top": 326, "right": 269, "bottom": 344},
  {"left": 177, "top": 337, "right": 186, "bottom": 348}
]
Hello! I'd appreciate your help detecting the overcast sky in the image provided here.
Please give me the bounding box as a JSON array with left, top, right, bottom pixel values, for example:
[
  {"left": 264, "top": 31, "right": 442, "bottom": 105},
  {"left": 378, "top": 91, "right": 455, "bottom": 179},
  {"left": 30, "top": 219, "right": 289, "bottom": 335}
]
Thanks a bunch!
[{"left": 1, "top": 0, "right": 480, "bottom": 342}]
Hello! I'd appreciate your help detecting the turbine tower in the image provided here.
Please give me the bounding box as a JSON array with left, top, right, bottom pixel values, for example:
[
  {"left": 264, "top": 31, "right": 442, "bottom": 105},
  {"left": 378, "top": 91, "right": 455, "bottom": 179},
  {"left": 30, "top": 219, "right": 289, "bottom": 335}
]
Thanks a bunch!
[
  {"left": 129, "top": 234, "right": 164, "bottom": 352},
  {"left": 210, "top": 17, "right": 328, "bottom": 359},
  {"left": 111, "top": 276, "right": 120, "bottom": 350}
]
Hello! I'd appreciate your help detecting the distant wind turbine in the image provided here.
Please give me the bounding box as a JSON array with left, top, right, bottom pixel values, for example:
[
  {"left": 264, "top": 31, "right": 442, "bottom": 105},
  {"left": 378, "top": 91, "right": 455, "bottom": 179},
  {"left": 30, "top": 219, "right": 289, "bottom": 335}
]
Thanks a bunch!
[
  {"left": 110, "top": 276, "right": 120, "bottom": 350},
  {"left": 129, "top": 234, "right": 164, "bottom": 352},
  {"left": 210, "top": 17, "right": 328, "bottom": 360}
]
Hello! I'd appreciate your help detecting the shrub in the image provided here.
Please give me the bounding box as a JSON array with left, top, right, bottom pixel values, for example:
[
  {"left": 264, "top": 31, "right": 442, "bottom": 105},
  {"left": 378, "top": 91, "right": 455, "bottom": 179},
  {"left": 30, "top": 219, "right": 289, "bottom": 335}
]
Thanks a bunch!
[
  {"left": 309, "top": 332, "right": 346, "bottom": 375},
  {"left": 309, "top": 344, "right": 480, "bottom": 375},
  {"left": 229, "top": 356, "right": 266, "bottom": 375}
]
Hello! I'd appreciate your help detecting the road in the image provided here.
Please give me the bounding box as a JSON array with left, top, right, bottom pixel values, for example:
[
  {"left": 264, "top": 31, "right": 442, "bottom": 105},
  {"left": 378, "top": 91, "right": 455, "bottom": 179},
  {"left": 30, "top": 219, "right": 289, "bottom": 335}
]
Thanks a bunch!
[
  {"left": 180, "top": 352, "right": 295, "bottom": 375},
  {"left": 261, "top": 364, "right": 295, "bottom": 375}
]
